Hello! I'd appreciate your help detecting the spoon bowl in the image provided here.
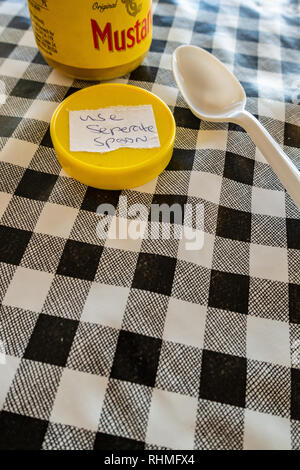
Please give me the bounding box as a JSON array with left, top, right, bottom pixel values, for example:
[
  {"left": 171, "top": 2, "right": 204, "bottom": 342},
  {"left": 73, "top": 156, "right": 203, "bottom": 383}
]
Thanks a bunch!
[
  {"left": 173, "top": 45, "right": 246, "bottom": 121},
  {"left": 172, "top": 45, "right": 300, "bottom": 209}
]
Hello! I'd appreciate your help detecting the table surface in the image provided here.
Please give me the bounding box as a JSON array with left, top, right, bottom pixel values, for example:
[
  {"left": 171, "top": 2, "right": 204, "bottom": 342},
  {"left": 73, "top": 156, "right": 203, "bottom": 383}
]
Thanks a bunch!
[{"left": 0, "top": 0, "right": 299, "bottom": 451}]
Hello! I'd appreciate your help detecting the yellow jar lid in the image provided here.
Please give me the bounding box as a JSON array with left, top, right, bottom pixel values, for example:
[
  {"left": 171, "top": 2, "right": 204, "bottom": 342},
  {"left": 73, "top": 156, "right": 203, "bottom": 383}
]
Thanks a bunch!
[{"left": 50, "top": 83, "right": 176, "bottom": 190}]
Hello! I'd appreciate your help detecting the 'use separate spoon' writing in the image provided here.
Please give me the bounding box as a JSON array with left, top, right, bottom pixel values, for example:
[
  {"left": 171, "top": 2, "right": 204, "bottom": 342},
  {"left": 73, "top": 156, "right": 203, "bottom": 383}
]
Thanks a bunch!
[{"left": 172, "top": 45, "right": 300, "bottom": 209}]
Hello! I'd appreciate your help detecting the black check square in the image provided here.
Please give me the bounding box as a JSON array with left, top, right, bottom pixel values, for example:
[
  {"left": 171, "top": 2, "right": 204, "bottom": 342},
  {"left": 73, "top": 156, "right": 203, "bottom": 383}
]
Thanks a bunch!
[
  {"left": 8, "top": 16, "right": 31, "bottom": 30},
  {"left": 42, "top": 422, "right": 95, "bottom": 449},
  {"left": 201, "top": 0, "right": 220, "bottom": 12},
  {"left": 216, "top": 206, "right": 251, "bottom": 242},
  {"left": 236, "top": 28, "right": 259, "bottom": 42},
  {"left": 280, "top": 34, "right": 300, "bottom": 50},
  {"left": 24, "top": 314, "right": 78, "bottom": 366},
  {"left": 284, "top": 123, "right": 300, "bottom": 149},
  {"left": 166, "top": 149, "right": 195, "bottom": 171},
  {"left": 130, "top": 65, "right": 158, "bottom": 82},
  {"left": 153, "top": 14, "right": 174, "bottom": 27},
  {"left": 286, "top": 219, "right": 300, "bottom": 249},
  {"left": 81, "top": 187, "right": 121, "bottom": 213},
  {"left": 57, "top": 240, "right": 103, "bottom": 281},
  {"left": 94, "top": 432, "right": 144, "bottom": 450},
  {"left": 223, "top": 152, "right": 255, "bottom": 185},
  {"left": 0, "top": 42, "right": 16, "bottom": 58},
  {"left": 200, "top": 349, "right": 247, "bottom": 407},
  {"left": 150, "top": 39, "right": 167, "bottom": 53},
  {"left": 0, "top": 411, "right": 48, "bottom": 450},
  {"left": 32, "top": 51, "right": 48, "bottom": 65},
  {"left": 240, "top": 81, "right": 259, "bottom": 98},
  {"left": 193, "top": 22, "right": 216, "bottom": 35},
  {"left": 240, "top": 5, "right": 259, "bottom": 18},
  {"left": 208, "top": 270, "right": 250, "bottom": 314},
  {"left": 15, "top": 169, "right": 57, "bottom": 201},
  {"left": 111, "top": 330, "right": 162, "bottom": 387},
  {"left": 149, "top": 194, "right": 187, "bottom": 224},
  {"left": 235, "top": 53, "right": 258, "bottom": 70},
  {"left": 40, "top": 126, "right": 53, "bottom": 148},
  {"left": 289, "top": 284, "right": 300, "bottom": 325},
  {"left": 11, "top": 79, "right": 44, "bottom": 100},
  {"left": 173, "top": 107, "right": 200, "bottom": 130},
  {"left": 282, "top": 60, "right": 300, "bottom": 76},
  {"left": 228, "top": 122, "right": 247, "bottom": 133},
  {"left": 132, "top": 252, "right": 177, "bottom": 296},
  {"left": 0, "top": 115, "right": 22, "bottom": 137},
  {"left": 291, "top": 368, "right": 300, "bottom": 421},
  {"left": 63, "top": 87, "right": 81, "bottom": 100},
  {"left": 0, "top": 225, "right": 32, "bottom": 265}
]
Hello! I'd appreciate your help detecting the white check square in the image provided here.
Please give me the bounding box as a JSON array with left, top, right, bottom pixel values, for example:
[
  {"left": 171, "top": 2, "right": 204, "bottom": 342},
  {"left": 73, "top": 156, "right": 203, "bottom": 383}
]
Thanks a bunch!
[
  {"left": 3, "top": 267, "right": 54, "bottom": 313},
  {"left": 50, "top": 369, "right": 108, "bottom": 431},
  {"left": 175, "top": 4, "right": 198, "bottom": 20},
  {"left": 260, "top": 18, "right": 281, "bottom": 34},
  {"left": 216, "top": 13, "right": 239, "bottom": 29},
  {"left": 189, "top": 171, "right": 222, "bottom": 204},
  {"left": 252, "top": 186, "right": 286, "bottom": 217},
  {"left": 151, "top": 83, "right": 178, "bottom": 106},
  {"left": 81, "top": 283, "right": 130, "bottom": 329},
  {"left": 146, "top": 388, "right": 198, "bottom": 449},
  {"left": 132, "top": 177, "right": 157, "bottom": 194},
  {"left": 250, "top": 243, "right": 288, "bottom": 283},
  {"left": 213, "top": 33, "right": 236, "bottom": 53},
  {"left": 258, "top": 99, "right": 285, "bottom": 122},
  {"left": 0, "top": 192, "right": 12, "bottom": 219},
  {"left": 177, "top": 231, "right": 214, "bottom": 268},
  {"left": 18, "top": 30, "right": 37, "bottom": 48},
  {"left": 164, "top": 298, "right": 207, "bottom": 348},
  {"left": 104, "top": 216, "right": 145, "bottom": 253},
  {"left": 35, "top": 202, "right": 78, "bottom": 238},
  {"left": 197, "top": 130, "right": 228, "bottom": 151},
  {"left": 0, "top": 58, "right": 29, "bottom": 78},
  {"left": 159, "top": 53, "right": 172, "bottom": 70},
  {"left": 0, "top": 355, "right": 20, "bottom": 408},
  {"left": 244, "top": 409, "right": 291, "bottom": 450},
  {"left": 247, "top": 316, "right": 290, "bottom": 367},
  {"left": 257, "top": 70, "right": 283, "bottom": 91},
  {"left": 258, "top": 43, "right": 281, "bottom": 60},
  {"left": 1, "top": 138, "right": 37, "bottom": 167},
  {"left": 0, "top": 2, "right": 23, "bottom": 14},
  {"left": 25, "top": 99, "right": 60, "bottom": 122},
  {"left": 168, "top": 27, "right": 193, "bottom": 44},
  {"left": 46, "top": 69, "right": 73, "bottom": 87}
]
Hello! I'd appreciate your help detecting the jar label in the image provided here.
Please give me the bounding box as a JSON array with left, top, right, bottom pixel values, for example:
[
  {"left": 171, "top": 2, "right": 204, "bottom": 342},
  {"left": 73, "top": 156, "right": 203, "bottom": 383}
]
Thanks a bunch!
[{"left": 27, "top": 0, "right": 152, "bottom": 69}]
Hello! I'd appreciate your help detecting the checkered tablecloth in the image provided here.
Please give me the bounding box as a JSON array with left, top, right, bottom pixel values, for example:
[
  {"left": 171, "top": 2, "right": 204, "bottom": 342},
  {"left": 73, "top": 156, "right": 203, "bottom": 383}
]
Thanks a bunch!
[{"left": 0, "top": 0, "right": 299, "bottom": 451}]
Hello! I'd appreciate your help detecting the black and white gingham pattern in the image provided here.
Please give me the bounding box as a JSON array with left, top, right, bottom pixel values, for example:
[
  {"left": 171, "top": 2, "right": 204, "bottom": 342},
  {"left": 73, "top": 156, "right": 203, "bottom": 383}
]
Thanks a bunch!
[{"left": 0, "top": 0, "right": 299, "bottom": 450}]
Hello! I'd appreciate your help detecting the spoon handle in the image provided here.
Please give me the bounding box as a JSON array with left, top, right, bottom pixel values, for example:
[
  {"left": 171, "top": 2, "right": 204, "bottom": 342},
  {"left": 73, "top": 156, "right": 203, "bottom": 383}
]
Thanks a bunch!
[{"left": 234, "top": 110, "right": 300, "bottom": 210}]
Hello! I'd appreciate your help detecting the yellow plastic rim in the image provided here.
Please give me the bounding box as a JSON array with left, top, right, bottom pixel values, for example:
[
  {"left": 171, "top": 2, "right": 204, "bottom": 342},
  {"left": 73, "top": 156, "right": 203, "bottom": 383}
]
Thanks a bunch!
[{"left": 50, "top": 83, "right": 176, "bottom": 190}]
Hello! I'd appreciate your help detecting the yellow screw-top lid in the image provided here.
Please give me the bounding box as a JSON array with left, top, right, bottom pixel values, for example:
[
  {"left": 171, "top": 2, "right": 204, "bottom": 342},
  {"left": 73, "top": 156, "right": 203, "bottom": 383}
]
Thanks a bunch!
[{"left": 50, "top": 83, "right": 176, "bottom": 190}]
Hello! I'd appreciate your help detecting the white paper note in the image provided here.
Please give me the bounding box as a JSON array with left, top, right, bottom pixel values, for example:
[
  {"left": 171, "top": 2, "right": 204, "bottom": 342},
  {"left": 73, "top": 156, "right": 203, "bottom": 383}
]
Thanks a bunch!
[{"left": 69, "top": 105, "right": 160, "bottom": 153}]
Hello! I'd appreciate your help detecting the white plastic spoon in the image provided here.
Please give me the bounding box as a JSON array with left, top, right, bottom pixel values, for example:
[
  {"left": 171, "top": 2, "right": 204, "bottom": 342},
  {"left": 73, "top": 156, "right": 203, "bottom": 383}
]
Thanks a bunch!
[{"left": 172, "top": 45, "right": 300, "bottom": 209}]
